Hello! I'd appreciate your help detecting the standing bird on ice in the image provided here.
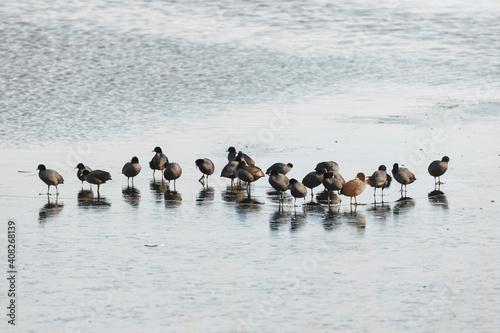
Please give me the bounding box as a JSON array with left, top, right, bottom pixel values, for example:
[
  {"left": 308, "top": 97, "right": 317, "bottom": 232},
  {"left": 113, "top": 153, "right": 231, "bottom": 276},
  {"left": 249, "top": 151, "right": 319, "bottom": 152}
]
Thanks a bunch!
[
  {"left": 266, "top": 162, "right": 293, "bottom": 175},
  {"left": 195, "top": 158, "right": 215, "bottom": 186},
  {"left": 122, "top": 156, "right": 141, "bottom": 187},
  {"left": 322, "top": 171, "right": 345, "bottom": 205},
  {"left": 236, "top": 161, "right": 265, "bottom": 188},
  {"left": 75, "top": 163, "right": 92, "bottom": 189},
  {"left": 268, "top": 169, "right": 290, "bottom": 200},
  {"left": 316, "top": 161, "right": 339, "bottom": 173},
  {"left": 163, "top": 161, "right": 182, "bottom": 190},
  {"left": 367, "top": 165, "right": 392, "bottom": 202},
  {"left": 428, "top": 156, "right": 449, "bottom": 186},
  {"left": 302, "top": 167, "right": 327, "bottom": 198},
  {"left": 341, "top": 173, "right": 366, "bottom": 205},
  {"left": 83, "top": 169, "right": 111, "bottom": 196},
  {"left": 392, "top": 163, "right": 416, "bottom": 193},
  {"left": 149, "top": 147, "right": 168, "bottom": 181},
  {"left": 289, "top": 178, "right": 308, "bottom": 206},
  {"left": 37, "top": 164, "right": 64, "bottom": 195}
]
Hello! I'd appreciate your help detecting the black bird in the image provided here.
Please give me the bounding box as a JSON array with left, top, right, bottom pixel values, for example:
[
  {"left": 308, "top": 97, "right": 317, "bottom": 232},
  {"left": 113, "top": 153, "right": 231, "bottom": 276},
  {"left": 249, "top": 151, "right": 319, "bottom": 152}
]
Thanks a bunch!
[
  {"left": 392, "top": 163, "right": 416, "bottom": 193},
  {"left": 302, "top": 167, "right": 327, "bottom": 197},
  {"left": 367, "top": 165, "right": 392, "bottom": 202},
  {"left": 75, "top": 163, "right": 92, "bottom": 189},
  {"left": 428, "top": 156, "right": 449, "bottom": 186},
  {"left": 37, "top": 164, "right": 64, "bottom": 195},
  {"left": 221, "top": 160, "right": 239, "bottom": 187},
  {"left": 266, "top": 162, "right": 293, "bottom": 175},
  {"left": 322, "top": 171, "right": 346, "bottom": 205},
  {"left": 122, "top": 156, "right": 141, "bottom": 187},
  {"left": 316, "top": 161, "right": 339, "bottom": 173},
  {"left": 195, "top": 158, "right": 215, "bottom": 185},
  {"left": 268, "top": 169, "right": 290, "bottom": 200},
  {"left": 163, "top": 162, "right": 182, "bottom": 190},
  {"left": 149, "top": 147, "right": 168, "bottom": 181},
  {"left": 83, "top": 169, "right": 111, "bottom": 195},
  {"left": 289, "top": 178, "right": 307, "bottom": 206}
]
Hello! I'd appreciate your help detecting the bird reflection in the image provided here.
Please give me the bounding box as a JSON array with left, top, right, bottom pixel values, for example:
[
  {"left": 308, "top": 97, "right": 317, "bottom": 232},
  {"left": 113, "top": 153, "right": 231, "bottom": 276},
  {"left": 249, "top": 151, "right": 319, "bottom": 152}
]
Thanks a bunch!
[
  {"left": 290, "top": 210, "right": 307, "bottom": 231},
  {"left": 122, "top": 186, "right": 141, "bottom": 207},
  {"left": 269, "top": 206, "right": 289, "bottom": 230},
  {"left": 316, "top": 191, "right": 340, "bottom": 206},
  {"left": 322, "top": 207, "right": 341, "bottom": 230},
  {"left": 393, "top": 197, "right": 415, "bottom": 215},
  {"left": 266, "top": 189, "right": 292, "bottom": 204},
  {"left": 366, "top": 202, "right": 391, "bottom": 220},
  {"left": 342, "top": 210, "right": 366, "bottom": 230},
  {"left": 222, "top": 186, "right": 247, "bottom": 203},
  {"left": 150, "top": 180, "right": 169, "bottom": 198},
  {"left": 428, "top": 190, "right": 448, "bottom": 209},
  {"left": 196, "top": 186, "right": 214, "bottom": 204},
  {"left": 39, "top": 196, "right": 64, "bottom": 222},
  {"left": 165, "top": 190, "right": 182, "bottom": 208},
  {"left": 77, "top": 189, "right": 111, "bottom": 208}
]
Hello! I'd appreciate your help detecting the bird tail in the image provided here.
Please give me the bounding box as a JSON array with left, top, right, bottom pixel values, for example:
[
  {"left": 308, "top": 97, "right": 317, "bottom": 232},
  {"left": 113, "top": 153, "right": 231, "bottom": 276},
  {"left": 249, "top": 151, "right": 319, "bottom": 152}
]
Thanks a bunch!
[{"left": 386, "top": 174, "right": 392, "bottom": 188}]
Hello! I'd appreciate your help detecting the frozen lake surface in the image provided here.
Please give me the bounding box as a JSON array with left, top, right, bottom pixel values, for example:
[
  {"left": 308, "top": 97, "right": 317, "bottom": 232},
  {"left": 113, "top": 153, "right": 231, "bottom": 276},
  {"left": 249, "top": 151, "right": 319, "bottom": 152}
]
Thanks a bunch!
[{"left": 1, "top": 0, "right": 499, "bottom": 331}]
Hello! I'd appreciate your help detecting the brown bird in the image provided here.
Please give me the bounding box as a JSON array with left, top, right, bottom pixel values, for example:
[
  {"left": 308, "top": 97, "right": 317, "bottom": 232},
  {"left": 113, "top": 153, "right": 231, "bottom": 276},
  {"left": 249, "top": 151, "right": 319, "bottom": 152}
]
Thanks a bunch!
[
  {"left": 428, "top": 156, "right": 449, "bottom": 186},
  {"left": 237, "top": 151, "right": 255, "bottom": 166},
  {"left": 195, "top": 158, "right": 215, "bottom": 186},
  {"left": 340, "top": 173, "right": 366, "bottom": 205}
]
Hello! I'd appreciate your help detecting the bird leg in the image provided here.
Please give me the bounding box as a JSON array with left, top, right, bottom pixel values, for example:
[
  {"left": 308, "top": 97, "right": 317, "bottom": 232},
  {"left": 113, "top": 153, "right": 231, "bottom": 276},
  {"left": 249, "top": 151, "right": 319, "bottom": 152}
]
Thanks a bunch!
[
  {"left": 198, "top": 175, "right": 205, "bottom": 185},
  {"left": 47, "top": 185, "right": 51, "bottom": 195},
  {"left": 56, "top": 186, "right": 59, "bottom": 196}
]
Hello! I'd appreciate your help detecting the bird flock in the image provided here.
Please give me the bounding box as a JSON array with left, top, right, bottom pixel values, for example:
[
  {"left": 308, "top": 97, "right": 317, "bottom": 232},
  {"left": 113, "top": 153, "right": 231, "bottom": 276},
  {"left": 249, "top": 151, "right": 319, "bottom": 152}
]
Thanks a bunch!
[{"left": 37, "top": 146, "right": 450, "bottom": 206}]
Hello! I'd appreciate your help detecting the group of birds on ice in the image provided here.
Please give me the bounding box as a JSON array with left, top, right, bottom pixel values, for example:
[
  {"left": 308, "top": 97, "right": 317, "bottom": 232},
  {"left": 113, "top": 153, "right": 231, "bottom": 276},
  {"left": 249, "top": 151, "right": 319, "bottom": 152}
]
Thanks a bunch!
[{"left": 36, "top": 146, "right": 450, "bottom": 205}]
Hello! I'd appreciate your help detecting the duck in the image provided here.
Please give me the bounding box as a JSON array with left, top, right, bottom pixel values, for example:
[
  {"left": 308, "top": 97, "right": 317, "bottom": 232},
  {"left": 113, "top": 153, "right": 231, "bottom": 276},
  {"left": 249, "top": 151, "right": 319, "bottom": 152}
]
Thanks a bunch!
[
  {"left": 149, "top": 147, "right": 168, "bottom": 181},
  {"left": 340, "top": 173, "right": 366, "bottom": 205},
  {"left": 82, "top": 169, "right": 112, "bottom": 195},
  {"left": 428, "top": 156, "right": 449, "bottom": 185},
  {"left": 392, "top": 163, "right": 416, "bottom": 192},
  {"left": 316, "top": 161, "right": 339, "bottom": 173},
  {"left": 195, "top": 158, "right": 215, "bottom": 185},
  {"left": 37, "top": 164, "right": 64, "bottom": 195},
  {"left": 122, "top": 156, "right": 141, "bottom": 187},
  {"left": 302, "top": 167, "right": 327, "bottom": 197},
  {"left": 163, "top": 162, "right": 182, "bottom": 190},
  {"left": 322, "top": 171, "right": 345, "bottom": 204},
  {"left": 268, "top": 169, "right": 290, "bottom": 200},
  {"left": 266, "top": 162, "right": 293, "bottom": 175},
  {"left": 367, "top": 165, "right": 392, "bottom": 201},
  {"left": 75, "top": 163, "right": 92, "bottom": 189},
  {"left": 289, "top": 178, "right": 307, "bottom": 206}
]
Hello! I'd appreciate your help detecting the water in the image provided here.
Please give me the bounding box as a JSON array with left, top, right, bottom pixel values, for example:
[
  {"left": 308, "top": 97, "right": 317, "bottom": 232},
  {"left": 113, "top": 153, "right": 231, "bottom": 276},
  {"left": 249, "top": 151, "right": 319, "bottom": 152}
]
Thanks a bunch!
[{"left": 1, "top": 0, "right": 500, "bottom": 332}]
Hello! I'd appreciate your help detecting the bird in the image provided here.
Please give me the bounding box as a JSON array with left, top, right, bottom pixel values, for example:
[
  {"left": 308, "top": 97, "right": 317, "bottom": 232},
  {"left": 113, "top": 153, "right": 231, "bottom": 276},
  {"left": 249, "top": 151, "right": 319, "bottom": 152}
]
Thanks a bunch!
[
  {"left": 236, "top": 161, "right": 265, "bottom": 187},
  {"left": 316, "top": 161, "right": 339, "bottom": 173},
  {"left": 220, "top": 160, "right": 239, "bottom": 187},
  {"left": 195, "top": 158, "right": 215, "bottom": 185},
  {"left": 75, "top": 163, "right": 92, "bottom": 189},
  {"left": 268, "top": 169, "right": 290, "bottom": 200},
  {"left": 37, "top": 164, "right": 64, "bottom": 195},
  {"left": 266, "top": 162, "right": 293, "bottom": 175},
  {"left": 302, "top": 167, "right": 327, "bottom": 198},
  {"left": 82, "top": 169, "right": 111, "bottom": 195},
  {"left": 163, "top": 162, "right": 182, "bottom": 190},
  {"left": 122, "top": 156, "right": 141, "bottom": 187},
  {"left": 341, "top": 173, "right": 367, "bottom": 205},
  {"left": 367, "top": 165, "right": 392, "bottom": 202},
  {"left": 392, "top": 163, "right": 416, "bottom": 193},
  {"left": 289, "top": 178, "right": 307, "bottom": 206},
  {"left": 149, "top": 147, "right": 168, "bottom": 181},
  {"left": 226, "top": 147, "right": 238, "bottom": 162},
  {"left": 322, "top": 171, "right": 345, "bottom": 205},
  {"left": 237, "top": 151, "right": 255, "bottom": 166},
  {"left": 428, "top": 156, "right": 449, "bottom": 186}
]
